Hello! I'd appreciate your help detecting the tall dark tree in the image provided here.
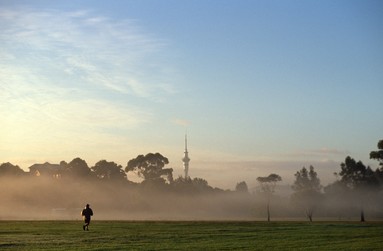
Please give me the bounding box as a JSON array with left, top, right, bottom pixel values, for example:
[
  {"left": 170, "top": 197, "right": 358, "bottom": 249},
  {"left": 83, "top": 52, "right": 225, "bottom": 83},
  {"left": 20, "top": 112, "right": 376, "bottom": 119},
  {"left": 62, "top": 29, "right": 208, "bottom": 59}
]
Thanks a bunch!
[
  {"left": 370, "top": 139, "right": 383, "bottom": 184},
  {"left": 172, "top": 176, "right": 193, "bottom": 193},
  {"left": 126, "top": 153, "right": 173, "bottom": 183},
  {"left": 92, "top": 160, "right": 126, "bottom": 181},
  {"left": 0, "top": 162, "right": 25, "bottom": 177},
  {"left": 172, "top": 176, "right": 213, "bottom": 194},
  {"left": 60, "top": 161, "right": 68, "bottom": 168},
  {"left": 291, "top": 166, "right": 322, "bottom": 222},
  {"left": 338, "top": 156, "right": 379, "bottom": 222},
  {"left": 235, "top": 181, "right": 249, "bottom": 193},
  {"left": 192, "top": 177, "right": 213, "bottom": 193},
  {"left": 256, "top": 173, "right": 282, "bottom": 222},
  {"left": 370, "top": 139, "right": 383, "bottom": 167},
  {"left": 66, "top": 157, "right": 91, "bottom": 178}
]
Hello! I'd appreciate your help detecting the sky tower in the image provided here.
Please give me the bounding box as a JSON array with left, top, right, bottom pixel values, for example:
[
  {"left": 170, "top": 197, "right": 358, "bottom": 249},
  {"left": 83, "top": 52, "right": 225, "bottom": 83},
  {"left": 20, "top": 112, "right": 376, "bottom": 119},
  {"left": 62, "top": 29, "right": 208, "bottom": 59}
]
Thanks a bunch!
[{"left": 182, "top": 134, "right": 190, "bottom": 179}]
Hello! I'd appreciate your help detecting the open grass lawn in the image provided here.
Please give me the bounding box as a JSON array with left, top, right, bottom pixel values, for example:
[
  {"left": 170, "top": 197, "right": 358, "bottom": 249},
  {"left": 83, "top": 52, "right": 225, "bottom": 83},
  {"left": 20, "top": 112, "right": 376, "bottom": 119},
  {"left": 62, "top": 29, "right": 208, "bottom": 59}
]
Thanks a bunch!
[{"left": 0, "top": 221, "right": 382, "bottom": 250}]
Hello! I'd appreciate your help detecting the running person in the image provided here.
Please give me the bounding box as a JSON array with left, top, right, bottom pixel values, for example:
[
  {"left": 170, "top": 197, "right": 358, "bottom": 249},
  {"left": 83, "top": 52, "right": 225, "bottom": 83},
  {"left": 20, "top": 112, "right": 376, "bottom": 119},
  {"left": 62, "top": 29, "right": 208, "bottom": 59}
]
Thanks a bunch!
[{"left": 81, "top": 204, "right": 93, "bottom": 231}]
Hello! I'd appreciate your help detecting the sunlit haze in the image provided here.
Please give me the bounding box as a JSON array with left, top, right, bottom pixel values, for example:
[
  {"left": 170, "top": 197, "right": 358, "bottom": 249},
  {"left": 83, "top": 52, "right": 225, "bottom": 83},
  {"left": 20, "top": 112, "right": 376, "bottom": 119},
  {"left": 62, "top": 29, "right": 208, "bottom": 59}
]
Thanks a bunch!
[{"left": 1, "top": 0, "right": 382, "bottom": 189}]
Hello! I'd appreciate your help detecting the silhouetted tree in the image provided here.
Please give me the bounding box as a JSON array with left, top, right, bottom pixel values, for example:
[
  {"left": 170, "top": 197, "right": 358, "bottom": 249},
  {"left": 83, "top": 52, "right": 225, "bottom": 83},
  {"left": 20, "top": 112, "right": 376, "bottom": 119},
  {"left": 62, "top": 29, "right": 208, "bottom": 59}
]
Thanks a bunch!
[
  {"left": 126, "top": 153, "right": 173, "bottom": 184},
  {"left": 337, "top": 156, "right": 379, "bottom": 222},
  {"left": 370, "top": 139, "right": 383, "bottom": 167},
  {"left": 256, "top": 173, "right": 282, "bottom": 222},
  {"left": 291, "top": 166, "right": 322, "bottom": 222},
  {"left": 0, "top": 162, "right": 25, "bottom": 177},
  {"left": 172, "top": 176, "right": 193, "bottom": 193},
  {"left": 192, "top": 177, "right": 213, "bottom": 193},
  {"left": 235, "top": 181, "right": 249, "bottom": 193},
  {"left": 370, "top": 139, "right": 383, "bottom": 185},
  {"left": 92, "top": 160, "right": 126, "bottom": 181},
  {"left": 66, "top": 157, "right": 91, "bottom": 178},
  {"left": 60, "top": 160, "right": 68, "bottom": 168},
  {"left": 171, "top": 176, "right": 214, "bottom": 194}
]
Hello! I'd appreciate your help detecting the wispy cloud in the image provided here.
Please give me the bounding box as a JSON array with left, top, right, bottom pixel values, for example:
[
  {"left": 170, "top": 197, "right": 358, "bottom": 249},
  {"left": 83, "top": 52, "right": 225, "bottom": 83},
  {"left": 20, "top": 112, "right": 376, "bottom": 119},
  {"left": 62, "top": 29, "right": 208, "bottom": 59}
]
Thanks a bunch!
[
  {"left": 0, "top": 6, "right": 176, "bottom": 119},
  {"left": 172, "top": 119, "right": 191, "bottom": 127},
  {"left": 0, "top": 7, "right": 176, "bottom": 162},
  {"left": 0, "top": 7, "right": 175, "bottom": 98},
  {"left": 286, "top": 148, "right": 350, "bottom": 159}
]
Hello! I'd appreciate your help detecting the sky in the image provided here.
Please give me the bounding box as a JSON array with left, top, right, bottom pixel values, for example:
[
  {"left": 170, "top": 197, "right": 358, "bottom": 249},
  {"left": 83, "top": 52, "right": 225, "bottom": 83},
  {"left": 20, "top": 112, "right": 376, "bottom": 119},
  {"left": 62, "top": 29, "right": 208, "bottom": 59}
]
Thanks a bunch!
[{"left": 1, "top": 0, "right": 382, "bottom": 189}]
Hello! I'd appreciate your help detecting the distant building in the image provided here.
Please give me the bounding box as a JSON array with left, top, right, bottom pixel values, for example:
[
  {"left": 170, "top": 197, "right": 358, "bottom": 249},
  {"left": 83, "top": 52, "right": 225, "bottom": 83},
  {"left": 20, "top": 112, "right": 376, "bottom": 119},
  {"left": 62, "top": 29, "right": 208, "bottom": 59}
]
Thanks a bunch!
[
  {"left": 29, "top": 162, "right": 62, "bottom": 178},
  {"left": 182, "top": 134, "right": 190, "bottom": 178}
]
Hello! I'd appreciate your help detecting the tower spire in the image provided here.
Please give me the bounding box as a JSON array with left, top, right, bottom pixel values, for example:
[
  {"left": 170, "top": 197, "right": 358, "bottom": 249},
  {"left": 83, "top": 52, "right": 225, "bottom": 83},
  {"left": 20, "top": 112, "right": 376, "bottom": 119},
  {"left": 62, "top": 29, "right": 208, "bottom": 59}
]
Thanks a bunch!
[
  {"left": 182, "top": 133, "right": 190, "bottom": 179},
  {"left": 185, "top": 134, "right": 188, "bottom": 151}
]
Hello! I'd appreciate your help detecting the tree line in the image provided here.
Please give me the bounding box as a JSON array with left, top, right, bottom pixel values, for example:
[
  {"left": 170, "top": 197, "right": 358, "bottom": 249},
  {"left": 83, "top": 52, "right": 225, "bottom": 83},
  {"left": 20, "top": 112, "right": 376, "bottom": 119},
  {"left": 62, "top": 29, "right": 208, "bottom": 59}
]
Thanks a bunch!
[
  {"left": 0, "top": 152, "right": 221, "bottom": 194},
  {"left": 1, "top": 139, "right": 382, "bottom": 221},
  {"left": 255, "top": 139, "right": 383, "bottom": 222}
]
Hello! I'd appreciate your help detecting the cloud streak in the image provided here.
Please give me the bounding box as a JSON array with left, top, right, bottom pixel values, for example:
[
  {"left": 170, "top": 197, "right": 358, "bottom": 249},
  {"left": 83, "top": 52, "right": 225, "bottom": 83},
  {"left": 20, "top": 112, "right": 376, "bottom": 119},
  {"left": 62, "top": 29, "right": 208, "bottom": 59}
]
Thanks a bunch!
[
  {"left": 289, "top": 148, "right": 349, "bottom": 157},
  {"left": 0, "top": 7, "right": 175, "bottom": 121},
  {"left": 172, "top": 119, "right": 191, "bottom": 127},
  {"left": 0, "top": 7, "right": 176, "bottom": 164},
  {"left": 0, "top": 7, "right": 174, "bottom": 98}
]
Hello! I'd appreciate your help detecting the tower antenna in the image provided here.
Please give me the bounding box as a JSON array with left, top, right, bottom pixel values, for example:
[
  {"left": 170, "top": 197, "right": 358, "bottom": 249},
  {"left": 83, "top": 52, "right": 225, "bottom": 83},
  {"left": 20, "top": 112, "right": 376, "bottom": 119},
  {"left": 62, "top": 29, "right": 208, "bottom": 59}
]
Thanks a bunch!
[{"left": 182, "top": 133, "right": 190, "bottom": 179}]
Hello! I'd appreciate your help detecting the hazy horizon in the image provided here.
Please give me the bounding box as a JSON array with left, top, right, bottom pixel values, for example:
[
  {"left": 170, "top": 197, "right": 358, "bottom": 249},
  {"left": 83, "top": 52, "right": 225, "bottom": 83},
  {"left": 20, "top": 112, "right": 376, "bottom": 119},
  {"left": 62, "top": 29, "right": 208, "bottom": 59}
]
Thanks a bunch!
[
  {"left": 9, "top": 156, "right": 379, "bottom": 191},
  {"left": 1, "top": 174, "right": 382, "bottom": 221}
]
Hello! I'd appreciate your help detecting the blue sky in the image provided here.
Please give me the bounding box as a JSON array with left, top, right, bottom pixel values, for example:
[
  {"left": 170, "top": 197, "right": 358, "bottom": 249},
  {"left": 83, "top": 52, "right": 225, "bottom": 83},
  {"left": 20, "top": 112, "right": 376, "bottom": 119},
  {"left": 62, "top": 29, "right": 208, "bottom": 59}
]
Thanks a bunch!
[{"left": 1, "top": 0, "right": 382, "bottom": 188}]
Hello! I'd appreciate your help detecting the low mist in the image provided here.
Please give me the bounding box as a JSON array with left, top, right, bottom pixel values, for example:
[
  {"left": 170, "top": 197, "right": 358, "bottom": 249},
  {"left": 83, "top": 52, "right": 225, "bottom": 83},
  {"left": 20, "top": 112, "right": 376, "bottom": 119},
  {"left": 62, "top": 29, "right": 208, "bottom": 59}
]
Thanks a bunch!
[{"left": 1, "top": 176, "right": 382, "bottom": 221}]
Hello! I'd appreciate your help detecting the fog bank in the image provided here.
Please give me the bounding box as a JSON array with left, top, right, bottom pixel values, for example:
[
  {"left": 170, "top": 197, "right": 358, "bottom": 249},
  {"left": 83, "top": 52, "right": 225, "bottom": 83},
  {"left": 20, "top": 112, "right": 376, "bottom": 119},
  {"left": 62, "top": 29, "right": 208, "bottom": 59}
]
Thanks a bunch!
[{"left": 1, "top": 177, "right": 382, "bottom": 221}]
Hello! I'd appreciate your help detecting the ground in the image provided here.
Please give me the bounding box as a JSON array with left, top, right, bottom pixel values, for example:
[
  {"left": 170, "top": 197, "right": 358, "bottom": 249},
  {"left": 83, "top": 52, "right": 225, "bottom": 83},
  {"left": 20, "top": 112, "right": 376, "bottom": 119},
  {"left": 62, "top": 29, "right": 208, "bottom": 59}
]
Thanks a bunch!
[{"left": 0, "top": 221, "right": 382, "bottom": 250}]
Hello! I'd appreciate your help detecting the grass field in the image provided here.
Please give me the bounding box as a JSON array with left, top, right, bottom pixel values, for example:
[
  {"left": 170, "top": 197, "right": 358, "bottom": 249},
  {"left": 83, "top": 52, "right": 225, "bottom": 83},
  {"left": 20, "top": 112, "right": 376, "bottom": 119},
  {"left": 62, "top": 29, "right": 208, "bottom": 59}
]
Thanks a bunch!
[{"left": 0, "top": 221, "right": 382, "bottom": 250}]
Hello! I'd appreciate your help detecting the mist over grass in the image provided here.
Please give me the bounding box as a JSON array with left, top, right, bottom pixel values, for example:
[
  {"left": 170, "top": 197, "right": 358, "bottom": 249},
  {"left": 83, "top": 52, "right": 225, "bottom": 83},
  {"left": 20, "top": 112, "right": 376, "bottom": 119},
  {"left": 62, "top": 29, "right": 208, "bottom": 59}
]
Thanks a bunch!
[{"left": 1, "top": 176, "right": 382, "bottom": 221}]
